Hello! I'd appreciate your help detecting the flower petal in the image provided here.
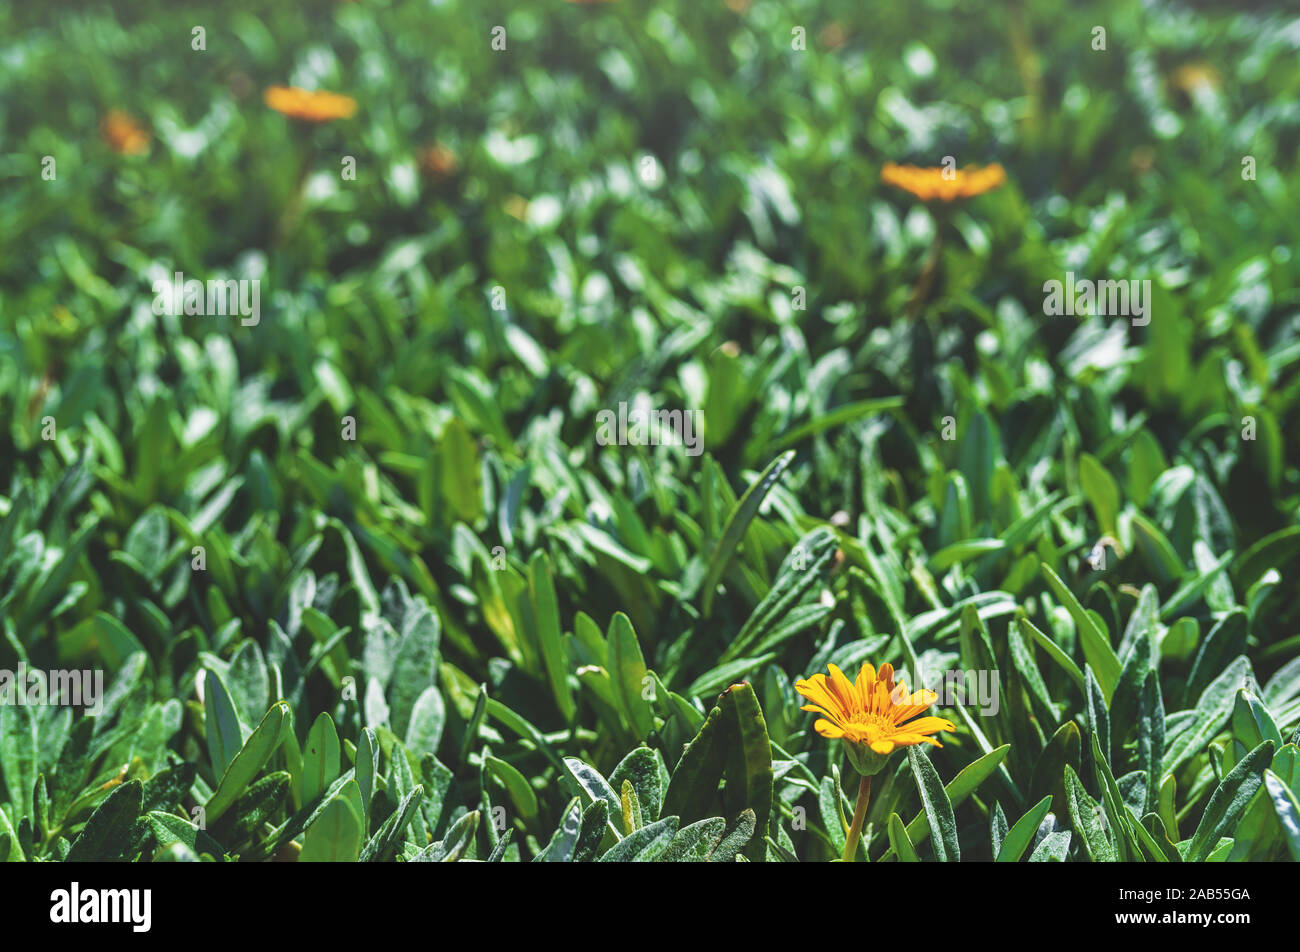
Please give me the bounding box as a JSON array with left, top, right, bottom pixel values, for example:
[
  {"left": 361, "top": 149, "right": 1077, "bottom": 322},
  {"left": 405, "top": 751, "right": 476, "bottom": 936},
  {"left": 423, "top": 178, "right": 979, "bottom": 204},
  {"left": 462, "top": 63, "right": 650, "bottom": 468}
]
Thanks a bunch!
[
  {"left": 888, "top": 732, "right": 944, "bottom": 748},
  {"left": 813, "top": 718, "right": 845, "bottom": 739},
  {"left": 795, "top": 675, "right": 844, "bottom": 720},
  {"left": 800, "top": 703, "right": 845, "bottom": 726},
  {"left": 890, "top": 688, "right": 939, "bottom": 723},
  {"left": 895, "top": 716, "right": 956, "bottom": 736},
  {"left": 827, "top": 664, "right": 859, "bottom": 715},
  {"left": 854, "top": 663, "right": 876, "bottom": 709}
]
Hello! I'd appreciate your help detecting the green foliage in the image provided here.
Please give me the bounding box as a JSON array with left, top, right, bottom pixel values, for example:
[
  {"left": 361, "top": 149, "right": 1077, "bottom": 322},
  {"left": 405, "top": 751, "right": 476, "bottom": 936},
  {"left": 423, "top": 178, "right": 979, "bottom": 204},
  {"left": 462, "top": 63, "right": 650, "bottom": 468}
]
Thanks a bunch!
[{"left": 0, "top": 0, "right": 1298, "bottom": 862}]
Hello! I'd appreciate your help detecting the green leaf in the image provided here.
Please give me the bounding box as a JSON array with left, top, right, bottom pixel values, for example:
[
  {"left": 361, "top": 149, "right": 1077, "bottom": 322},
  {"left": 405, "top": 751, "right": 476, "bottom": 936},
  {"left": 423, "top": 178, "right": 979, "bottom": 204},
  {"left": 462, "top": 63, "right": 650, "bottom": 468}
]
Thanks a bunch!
[
  {"left": 301, "top": 712, "right": 341, "bottom": 808},
  {"left": 205, "top": 701, "right": 290, "bottom": 824},
  {"left": 1065, "top": 766, "right": 1116, "bottom": 862},
  {"left": 360, "top": 784, "right": 424, "bottom": 862},
  {"left": 700, "top": 450, "right": 794, "bottom": 615},
  {"left": 774, "top": 398, "right": 903, "bottom": 450},
  {"left": 1089, "top": 733, "right": 1140, "bottom": 861},
  {"left": 300, "top": 796, "right": 363, "bottom": 862},
  {"left": 67, "top": 780, "right": 144, "bottom": 862},
  {"left": 485, "top": 755, "right": 539, "bottom": 824},
  {"left": 930, "top": 538, "right": 1006, "bottom": 571},
  {"left": 661, "top": 816, "right": 727, "bottom": 862},
  {"left": 1234, "top": 525, "right": 1300, "bottom": 592},
  {"left": 908, "top": 747, "right": 959, "bottom": 862},
  {"left": 608, "top": 613, "right": 654, "bottom": 741},
  {"left": 1231, "top": 689, "right": 1283, "bottom": 760},
  {"left": 202, "top": 667, "right": 246, "bottom": 778},
  {"left": 1163, "top": 656, "right": 1252, "bottom": 780},
  {"left": 609, "top": 746, "right": 665, "bottom": 824},
  {"left": 1137, "top": 672, "right": 1165, "bottom": 816},
  {"left": 1078, "top": 453, "right": 1120, "bottom": 537},
  {"left": 147, "top": 811, "right": 223, "bottom": 857},
  {"left": 888, "top": 813, "right": 920, "bottom": 862},
  {"left": 405, "top": 686, "right": 445, "bottom": 757},
  {"left": 354, "top": 727, "right": 377, "bottom": 830},
  {"left": 598, "top": 816, "right": 679, "bottom": 861},
  {"left": 709, "top": 809, "right": 756, "bottom": 862},
  {"left": 1186, "top": 741, "right": 1274, "bottom": 862},
  {"left": 0, "top": 702, "right": 39, "bottom": 821},
  {"left": 663, "top": 683, "right": 773, "bottom": 860},
  {"left": 721, "top": 528, "right": 838, "bottom": 663},
  {"left": 1019, "top": 616, "right": 1086, "bottom": 694},
  {"left": 564, "top": 757, "right": 622, "bottom": 839},
  {"left": 883, "top": 744, "right": 1011, "bottom": 859},
  {"left": 996, "top": 795, "right": 1053, "bottom": 862},
  {"left": 529, "top": 552, "right": 576, "bottom": 722},
  {"left": 413, "top": 810, "right": 479, "bottom": 862},
  {"left": 536, "top": 798, "right": 583, "bottom": 862},
  {"left": 573, "top": 800, "right": 610, "bottom": 863},
  {"left": 1028, "top": 830, "right": 1071, "bottom": 862},
  {"left": 620, "top": 780, "right": 643, "bottom": 834},
  {"left": 389, "top": 606, "right": 442, "bottom": 737},
  {"left": 1262, "top": 770, "right": 1300, "bottom": 861},
  {"left": 0, "top": 805, "right": 23, "bottom": 862},
  {"left": 1084, "top": 667, "right": 1111, "bottom": 766},
  {"left": 989, "top": 802, "right": 1008, "bottom": 857},
  {"left": 1041, "top": 563, "right": 1121, "bottom": 700}
]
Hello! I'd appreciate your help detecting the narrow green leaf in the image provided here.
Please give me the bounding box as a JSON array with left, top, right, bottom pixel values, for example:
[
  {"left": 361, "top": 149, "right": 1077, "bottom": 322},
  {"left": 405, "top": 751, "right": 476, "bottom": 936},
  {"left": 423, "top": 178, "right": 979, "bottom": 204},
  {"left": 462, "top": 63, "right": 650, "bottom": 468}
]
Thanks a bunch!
[
  {"left": 1041, "top": 563, "right": 1121, "bottom": 700},
  {"left": 529, "top": 552, "right": 576, "bottom": 721},
  {"left": 1065, "top": 766, "right": 1116, "bottom": 862},
  {"left": 205, "top": 701, "right": 290, "bottom": 824},
  {"left": 888, "top": 813, "right": 919, "bottom": 862},
  {"left": 996, "top": 795, "right": 1053, "bottom": 862},
  {"left": 908, "top": 748, "right": 959, "bottom": 862},
  {"left": 701, "top": 451, "right": 795, "bottom": 616},
  {"left": 301, "top": 712, "right": 341, "bottom": 808},
  {"left": 1186, "top": 741, "right": 1274, "bottom": 862}
]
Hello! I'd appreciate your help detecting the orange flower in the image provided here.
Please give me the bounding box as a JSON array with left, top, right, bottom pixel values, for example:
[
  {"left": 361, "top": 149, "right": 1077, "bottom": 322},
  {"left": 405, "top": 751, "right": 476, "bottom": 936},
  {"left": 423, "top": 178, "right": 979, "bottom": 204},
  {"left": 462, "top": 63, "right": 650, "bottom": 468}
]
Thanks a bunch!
[
  {"left": 880, "top": 162, "right": 1006, "bottom": 202},
  {"left": 101, "top": 110, "right": 150, "bottom": 155},
  {"left": 795, "top": 662, "right": 955, "bottom": 774},
  {"left": 264, "top": 86, "right": 357, "bottom": 123}
]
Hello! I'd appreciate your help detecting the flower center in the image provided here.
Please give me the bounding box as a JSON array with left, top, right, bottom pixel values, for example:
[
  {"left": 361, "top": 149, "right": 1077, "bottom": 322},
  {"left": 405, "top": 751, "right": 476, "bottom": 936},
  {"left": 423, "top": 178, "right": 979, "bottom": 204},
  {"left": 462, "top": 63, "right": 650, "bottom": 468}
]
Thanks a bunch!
[{"left": 847, "top": 712, "right": 894, "bottom": 732}]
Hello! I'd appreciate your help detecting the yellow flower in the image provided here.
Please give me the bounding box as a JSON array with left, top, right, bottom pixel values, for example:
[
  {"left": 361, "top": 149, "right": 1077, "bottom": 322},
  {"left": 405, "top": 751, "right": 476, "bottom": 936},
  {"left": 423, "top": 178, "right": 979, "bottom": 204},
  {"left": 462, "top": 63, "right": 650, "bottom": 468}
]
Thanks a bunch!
[
  {"left": 880, "top": 162, "right": 1006, "bottom": 202},
  {"left": 795, "top": 662, "right": 955, "bottom": 774},
  {"left": 264, "top": 86, "right": 358, "bottom": 123},
  {"left": 101, "top": 110, "right": 150, "bottom": 155}
]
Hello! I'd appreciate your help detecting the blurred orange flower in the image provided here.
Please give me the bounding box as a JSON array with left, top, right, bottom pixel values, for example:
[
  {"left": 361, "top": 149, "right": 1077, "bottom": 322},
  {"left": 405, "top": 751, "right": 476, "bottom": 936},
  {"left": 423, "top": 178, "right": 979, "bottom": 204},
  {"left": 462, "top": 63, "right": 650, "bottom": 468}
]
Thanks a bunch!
[
  {"left": 264, "top": 86, "right": 357, "bottom": 122},
  {"left": 101, "top": 110, "right": 150, "bottom": 155},
  {"left": 418, "top": 143, "right": 460, "bottom": 179},
  {"left": 880, "top": 162, "right": 1006, "bottom": 202},
  {"left": 1171, "top": 62, "right": 1221, "bottom": 93}
]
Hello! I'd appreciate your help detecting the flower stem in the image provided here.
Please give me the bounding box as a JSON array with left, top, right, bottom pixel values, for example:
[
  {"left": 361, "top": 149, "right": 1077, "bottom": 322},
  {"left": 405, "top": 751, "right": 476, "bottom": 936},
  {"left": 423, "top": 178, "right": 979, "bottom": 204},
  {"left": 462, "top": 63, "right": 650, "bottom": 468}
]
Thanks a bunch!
[
  {"left": 842, "top": 773, "right": 872, "bottom": 862},
  {"left": 905, "top": 224, "right": 944, "bottom": 319}
]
